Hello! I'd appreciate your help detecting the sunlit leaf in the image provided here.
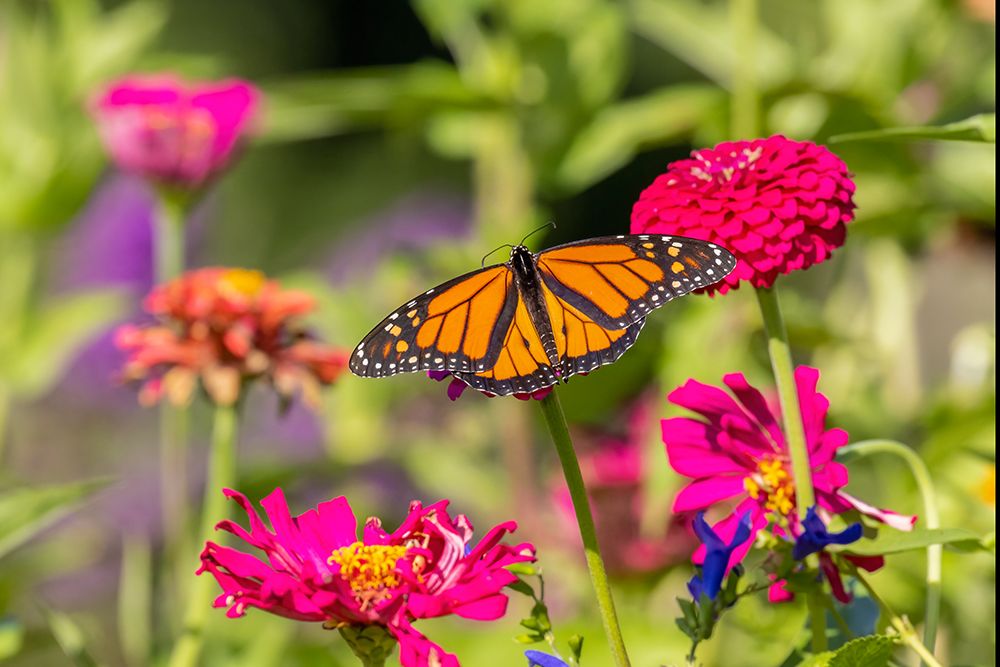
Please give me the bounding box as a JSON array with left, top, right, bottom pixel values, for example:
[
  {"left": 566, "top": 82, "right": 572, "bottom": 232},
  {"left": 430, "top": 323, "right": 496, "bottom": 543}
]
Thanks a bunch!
[
  {"left": 0, "top": 618, "right": 24, "bottom": 660},
  {"left": 40, "top": 605, "right": 102, "bottom": 667},
  {"left": 828, "top": 634, "right": 895, "bottom": 667},
  {"left": 829, "top": 114, "right": 996, "bottom": 144},
  {"left": 837, "top": 527, "right": 985, "bottom": 557},
  {"left": 0, "top": 478, "right": 110, "bottom": 560}
]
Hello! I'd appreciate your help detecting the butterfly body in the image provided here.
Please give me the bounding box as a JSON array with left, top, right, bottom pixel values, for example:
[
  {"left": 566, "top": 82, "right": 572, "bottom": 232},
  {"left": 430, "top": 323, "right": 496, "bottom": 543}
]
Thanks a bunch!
[{"left": 351, "top": 234, "right": 736, "bottom": 396}]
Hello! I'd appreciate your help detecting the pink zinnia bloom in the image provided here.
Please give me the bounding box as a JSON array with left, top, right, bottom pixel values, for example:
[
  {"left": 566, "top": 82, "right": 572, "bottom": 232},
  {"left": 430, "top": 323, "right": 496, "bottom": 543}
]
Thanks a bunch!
[
  {"left": 91, "top": 74, "right": 259, "bottom": 188},
  {"left": 116, "top": 268, "right": 347, "bottom": 407},
  {"left": 663, "top": 366, "right": 916, "bottom": 571},
  {"left": 199, "top": 488, "right": 535, "bottom": 667},
  {"left": 631, "top": 135, "right": 856, "bottom": 294}
]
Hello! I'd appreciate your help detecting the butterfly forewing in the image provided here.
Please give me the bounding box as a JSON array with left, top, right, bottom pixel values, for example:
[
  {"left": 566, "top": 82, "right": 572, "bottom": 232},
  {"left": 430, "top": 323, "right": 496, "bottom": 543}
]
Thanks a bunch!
[
  {"left": 536, "top": 234, "right": 736, "bottom": 329},
  {"left": 350, "top": 264, "right": 517, "bottom": 377}
]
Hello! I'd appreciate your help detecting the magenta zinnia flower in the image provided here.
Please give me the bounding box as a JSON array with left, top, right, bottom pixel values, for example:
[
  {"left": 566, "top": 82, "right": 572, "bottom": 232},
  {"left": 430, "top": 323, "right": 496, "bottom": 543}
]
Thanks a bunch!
[
  {"left": 91, "top": 74, "right": 259, "bottom": 188},
  {"left": 663, "top": 366, "right": 915, "bottom": 570},
  {"left": 199, "top": 488, "right": 535, "bottom": 667},
  {"left": 631, "top": 135, "right": 856, "bottom": 294}
]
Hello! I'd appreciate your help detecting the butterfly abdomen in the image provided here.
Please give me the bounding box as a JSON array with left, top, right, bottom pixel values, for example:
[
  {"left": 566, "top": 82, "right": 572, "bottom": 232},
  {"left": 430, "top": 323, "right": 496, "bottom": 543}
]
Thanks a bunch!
[{"left": 509, "top": 245, "right": 562, "bottom": 372}]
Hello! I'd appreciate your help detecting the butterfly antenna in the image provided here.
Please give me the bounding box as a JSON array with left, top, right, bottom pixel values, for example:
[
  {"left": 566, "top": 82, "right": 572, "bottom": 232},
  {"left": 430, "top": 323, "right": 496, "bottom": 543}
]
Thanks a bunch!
[
  {"left": 519, "top": 221, "right": 557, "bottom": 247},
  {"left": 481, "top": 244, "right": 514, "bottom": 267}
]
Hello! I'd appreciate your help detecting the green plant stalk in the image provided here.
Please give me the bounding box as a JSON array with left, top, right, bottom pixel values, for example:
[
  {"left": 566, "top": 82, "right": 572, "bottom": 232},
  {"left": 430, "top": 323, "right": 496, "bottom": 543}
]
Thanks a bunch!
[
  {"left": 754, "top": 287, "right": 815, "bottom": 512},
  {"left": 840, "top": 440, "right": 941, "bottom": 663},
  {"left": 730, "top": 0, "right": 759, "bottom": 138},
  {"left": 152, "top": 191, "right": 191, "bottom": 573},
  {"left": 0, "top": 383, "right": 9, "bottom": 467},
  {"left": 853, "top": 569, "right": 944, "bottom": 667},
  {"left": 167, "top": 403, "right": 239, "bottom": 667},
  {"left": 538, "top": 391, "right": 632, "bottom": 667},
  {"left": 806, "top": 592, "right": 827, "bottom": 653}
]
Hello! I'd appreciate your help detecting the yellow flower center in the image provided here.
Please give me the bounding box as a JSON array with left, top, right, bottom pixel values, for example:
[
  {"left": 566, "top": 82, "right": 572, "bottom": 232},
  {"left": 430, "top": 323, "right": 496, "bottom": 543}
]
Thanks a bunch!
[
  {"left": 328, "top": 542, "right": 409, "bottom": 609},
  {"left": 219, "top": 268, "right": 266, "bottom": 297},
  {"left": 743, "top": 456, "right": 795, "bottom": 516}
]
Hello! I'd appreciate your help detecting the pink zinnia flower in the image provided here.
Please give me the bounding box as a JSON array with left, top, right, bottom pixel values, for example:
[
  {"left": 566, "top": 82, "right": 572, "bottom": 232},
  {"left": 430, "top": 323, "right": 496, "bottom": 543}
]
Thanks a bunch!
[
  {"left": 631, "top": 135, "right": 856, "bottom": 294},
  {"left": 91, "top": 74, "right": 259, "bottom": 188},
  {"left": 116, "top": 268, "right": 347, "bottom": 407},
  {"left": 199, "top": 488, "right": 535, "bottom": 667},
  {"left": 663, "top": 366, "right": 915, "bottom": 570}
]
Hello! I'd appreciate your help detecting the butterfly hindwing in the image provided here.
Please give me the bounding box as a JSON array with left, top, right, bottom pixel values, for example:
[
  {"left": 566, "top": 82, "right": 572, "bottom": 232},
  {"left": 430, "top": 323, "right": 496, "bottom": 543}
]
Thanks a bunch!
[
  {"left": 350, "top": 264, "right": 517, "bottom": 377},
  {"left": 536, "top": 234, "right": 736, "bottom": 329}
]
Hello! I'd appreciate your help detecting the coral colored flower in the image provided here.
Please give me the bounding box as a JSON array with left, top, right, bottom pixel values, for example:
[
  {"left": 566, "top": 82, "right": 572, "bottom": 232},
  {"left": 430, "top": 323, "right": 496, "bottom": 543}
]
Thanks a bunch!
[
  {"left": 427, "top": 371, "right": 552, "bottom": 402},
  {"left": 662, "top": 366, "right": 915, "bottom": 572},
  {"left": 91, "top": 74, "right": 259, "bottom": 188},
  {"left": 631, "top": 135, "right": 856, "bottom": 294},
  {"left": 688, "top": 511, "right": 753, "bottom": 601},
  {"left": 199, "top": 488, "right": 535, "bottom": 667},
  {"left": 116, "top": 268, "right": 347, "bottom": 407}
]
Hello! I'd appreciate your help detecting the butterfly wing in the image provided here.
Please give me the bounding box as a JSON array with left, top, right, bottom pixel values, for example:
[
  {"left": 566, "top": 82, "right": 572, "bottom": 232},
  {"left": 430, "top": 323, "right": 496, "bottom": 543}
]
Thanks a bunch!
[
  {"left": 349, "top": 263, "right": 518, "bottom": 377},
  {"left": 535, "top": 234, "right": 736, "bottom": 329}
]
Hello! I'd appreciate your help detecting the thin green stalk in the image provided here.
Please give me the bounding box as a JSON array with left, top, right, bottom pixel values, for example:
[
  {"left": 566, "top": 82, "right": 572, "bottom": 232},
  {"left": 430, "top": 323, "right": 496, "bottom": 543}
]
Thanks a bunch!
[
  {"left": 152, "top": 191, "right": 191, "bottom": 587},
  {"left": 0, "top": 384, "right": 9, "bottom": 468},
  {"left": 730, "top": 0, "right": 759, "bottom": 138},
  {"left": 853, "top": 570, "right": 944, "bottom": 667},
  {"left": 754, "top": 287, "right": 815, "bottom": 514},
  {"left": 538, "top": 391, "right": 631, "bottom": 667},
  {"left": 167, "top": 403, "right": 239, "bottom": 667},
  {"left": 806, "top": 593, "right": 827, "bottom": 653},
  {"left": 840, "top": 440, "right": 941, "bottom": 662}
]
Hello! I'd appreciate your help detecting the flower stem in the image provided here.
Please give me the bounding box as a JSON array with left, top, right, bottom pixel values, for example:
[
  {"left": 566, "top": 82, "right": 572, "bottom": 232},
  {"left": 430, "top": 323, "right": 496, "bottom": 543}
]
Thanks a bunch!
[
  {"left": 730, "top": 0, "right": 760, "bottom": 138},
  {"left": 152, "top": 190, "right": 191, "bottom": 589},
  {"left": 754, "top": 286, "right": 815, "bottom": 513},
  {"left": 167, "top": 403, "right": 239, "bottom": 667},
  {"left": 806, "top": 592, "right": 828, "bottom": 653},
  {"left": 538, "top": 391, "right": 631, "bottom": 667},
  {"left": 839, "top": 439, "right": 941, "bottom": 663},
  {"left": 853, "top": 569, "right": 944, "bottom": 667},
  {"left": 338, "top": 625, "right": 396, "bottom": 667}
]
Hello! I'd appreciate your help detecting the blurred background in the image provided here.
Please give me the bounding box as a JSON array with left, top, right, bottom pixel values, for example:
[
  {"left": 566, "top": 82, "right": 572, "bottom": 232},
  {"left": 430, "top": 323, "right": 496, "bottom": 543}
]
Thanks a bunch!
[{"left": 0, "top": 0, "right": 994, "bottom": 665}]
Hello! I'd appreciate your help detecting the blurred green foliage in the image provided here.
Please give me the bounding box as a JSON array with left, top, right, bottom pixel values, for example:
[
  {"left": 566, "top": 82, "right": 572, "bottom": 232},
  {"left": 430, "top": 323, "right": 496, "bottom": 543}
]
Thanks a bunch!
[{"left": 0, "top": 0, "right": 994, "bottom": 666}]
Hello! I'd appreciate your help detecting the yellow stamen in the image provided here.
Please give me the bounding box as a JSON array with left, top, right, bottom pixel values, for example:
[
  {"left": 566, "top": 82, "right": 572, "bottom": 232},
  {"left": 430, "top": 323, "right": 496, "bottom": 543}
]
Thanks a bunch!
[
  {"left": 744, "top": 456, "right": 796, "bottom": 516},
  {"left": 220, "top": 268, "right": 266, "bottom": 297},
  {"left": 328, "top": 542, "right": 409, "bottom": 607}
]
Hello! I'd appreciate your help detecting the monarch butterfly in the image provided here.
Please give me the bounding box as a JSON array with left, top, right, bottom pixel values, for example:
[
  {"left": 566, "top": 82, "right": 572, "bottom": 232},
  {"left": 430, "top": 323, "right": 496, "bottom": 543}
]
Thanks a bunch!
[{"left": 350, "top": 234, "right": 736, "bottom": 396}]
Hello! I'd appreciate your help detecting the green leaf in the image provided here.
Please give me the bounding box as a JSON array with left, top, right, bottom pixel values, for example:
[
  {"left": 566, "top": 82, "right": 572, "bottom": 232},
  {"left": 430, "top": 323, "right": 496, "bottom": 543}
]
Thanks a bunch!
[
  {"left": 40, "top": 605, "right": 102, "bottom": 667},
  {"left": 796, "top": 652, "right": 834, "bottom": 667},
  {"left": 0, "top": 618, "right": 24, "bottom": 660},
  {"left": 506, "top": 562, "right": 541, "bottom": 577},
  {"left": 507, "top": 577, "right": 535, "bottom": 597},
  {"left": 554, "top": 85, "right": 724, "bottom": 191},
  {"left": 828, "top": 635, "right": 896, "bottom": 667},
  {"left": 838, "top": 527, "right": 985, "bottom": 556},
  {"left": 0, "top": 478, "right": 110, "bottom": 559},
  {"left": 568, "top": 634, "right": 584, "bottom": 661},
  {"left": 829, "top": 114, "right": 996, "bottom": 144},
  {"left": 514, "top": 633, "right": 542, "bottom": 644}
]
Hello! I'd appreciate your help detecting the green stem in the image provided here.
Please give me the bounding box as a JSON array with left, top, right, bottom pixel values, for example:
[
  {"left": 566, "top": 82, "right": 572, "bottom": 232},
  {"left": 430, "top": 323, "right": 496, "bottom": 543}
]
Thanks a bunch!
[
  {"left": 853, "top": 570, "right": 944, "bottom": 667},
  {"left": 153, "top": 191, "right": 188, "bottom": 285},
  {"left": 806, "top": 592, "right": 828, "bottom": 653},
  {"left": 338, "top": 625, "right": 396, "bottom": 667},
  {"left": 167, "top": 403, "right": 239, "bottom": 667},
  {"left": 538, "top": 391, "right": 631, "bottom": 667},
  {"left": 754, "top": 287, "right": 815, "bottom": 514},
  {"left": 0, "top": 384, "right": 9, "bottom": 469},
  {"left": 839, "top": 440, "right": 941, "bottom": 663},
  {"left": 730, "top": 0, "right": 760, "bottom": 138}
]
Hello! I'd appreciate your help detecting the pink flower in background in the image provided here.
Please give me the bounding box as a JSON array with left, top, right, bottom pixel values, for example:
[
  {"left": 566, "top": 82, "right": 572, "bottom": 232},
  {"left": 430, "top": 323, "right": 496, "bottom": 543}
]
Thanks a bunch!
[
  {"left": 91, "top": 75, "right": 259, "bottom": 188},
  {"left": 631, "top": 135, "right": 856, "bottom": 295},
  {"left": 662, "top": 366, "right": 915, "bottom": 573},
  {"left": 116, "top": 268, "right": 347, "bottom": 407},
  {"left": 199, "top": 488, "right": 535, "bottom": 667},
  {"left": 552, "top": 397, "right": 693, "bottom": 575},
  {"left": 427, "top": 370, "right": 552, "bottom": 402}
]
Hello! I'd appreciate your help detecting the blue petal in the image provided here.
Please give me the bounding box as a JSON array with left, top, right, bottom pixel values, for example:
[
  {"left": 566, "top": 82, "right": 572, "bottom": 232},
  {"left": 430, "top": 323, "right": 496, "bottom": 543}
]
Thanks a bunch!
[
  {"left": 687, "top": 574, "right": 705, "bottom": 600},
  {"left": 692, "top": 512, "right": 726, "bottom": 551},
  {"left": 793, "top": 507, "right": 863, "bottom": 559},
  {"left": 525, "top": 650, "right": 571, "bottom": 667}
]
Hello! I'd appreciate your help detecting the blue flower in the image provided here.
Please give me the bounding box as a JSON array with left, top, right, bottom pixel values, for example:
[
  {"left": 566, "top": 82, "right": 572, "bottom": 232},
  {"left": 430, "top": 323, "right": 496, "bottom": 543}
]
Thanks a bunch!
[
  {"left": 792, "top": 506, "right": 863, "bottom": 560},
  {"left": 687, "top": 511, "right": 753, "bottom": 601},
  {"left": 525, "top": 650, "right": 570, "bottom": 667}
]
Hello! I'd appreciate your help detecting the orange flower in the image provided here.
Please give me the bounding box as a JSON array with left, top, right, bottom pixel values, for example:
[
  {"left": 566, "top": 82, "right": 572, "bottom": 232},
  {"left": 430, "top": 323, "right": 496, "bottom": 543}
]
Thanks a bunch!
[{"left": 116, "top": 268, "right": 347, "bottom": 407}]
